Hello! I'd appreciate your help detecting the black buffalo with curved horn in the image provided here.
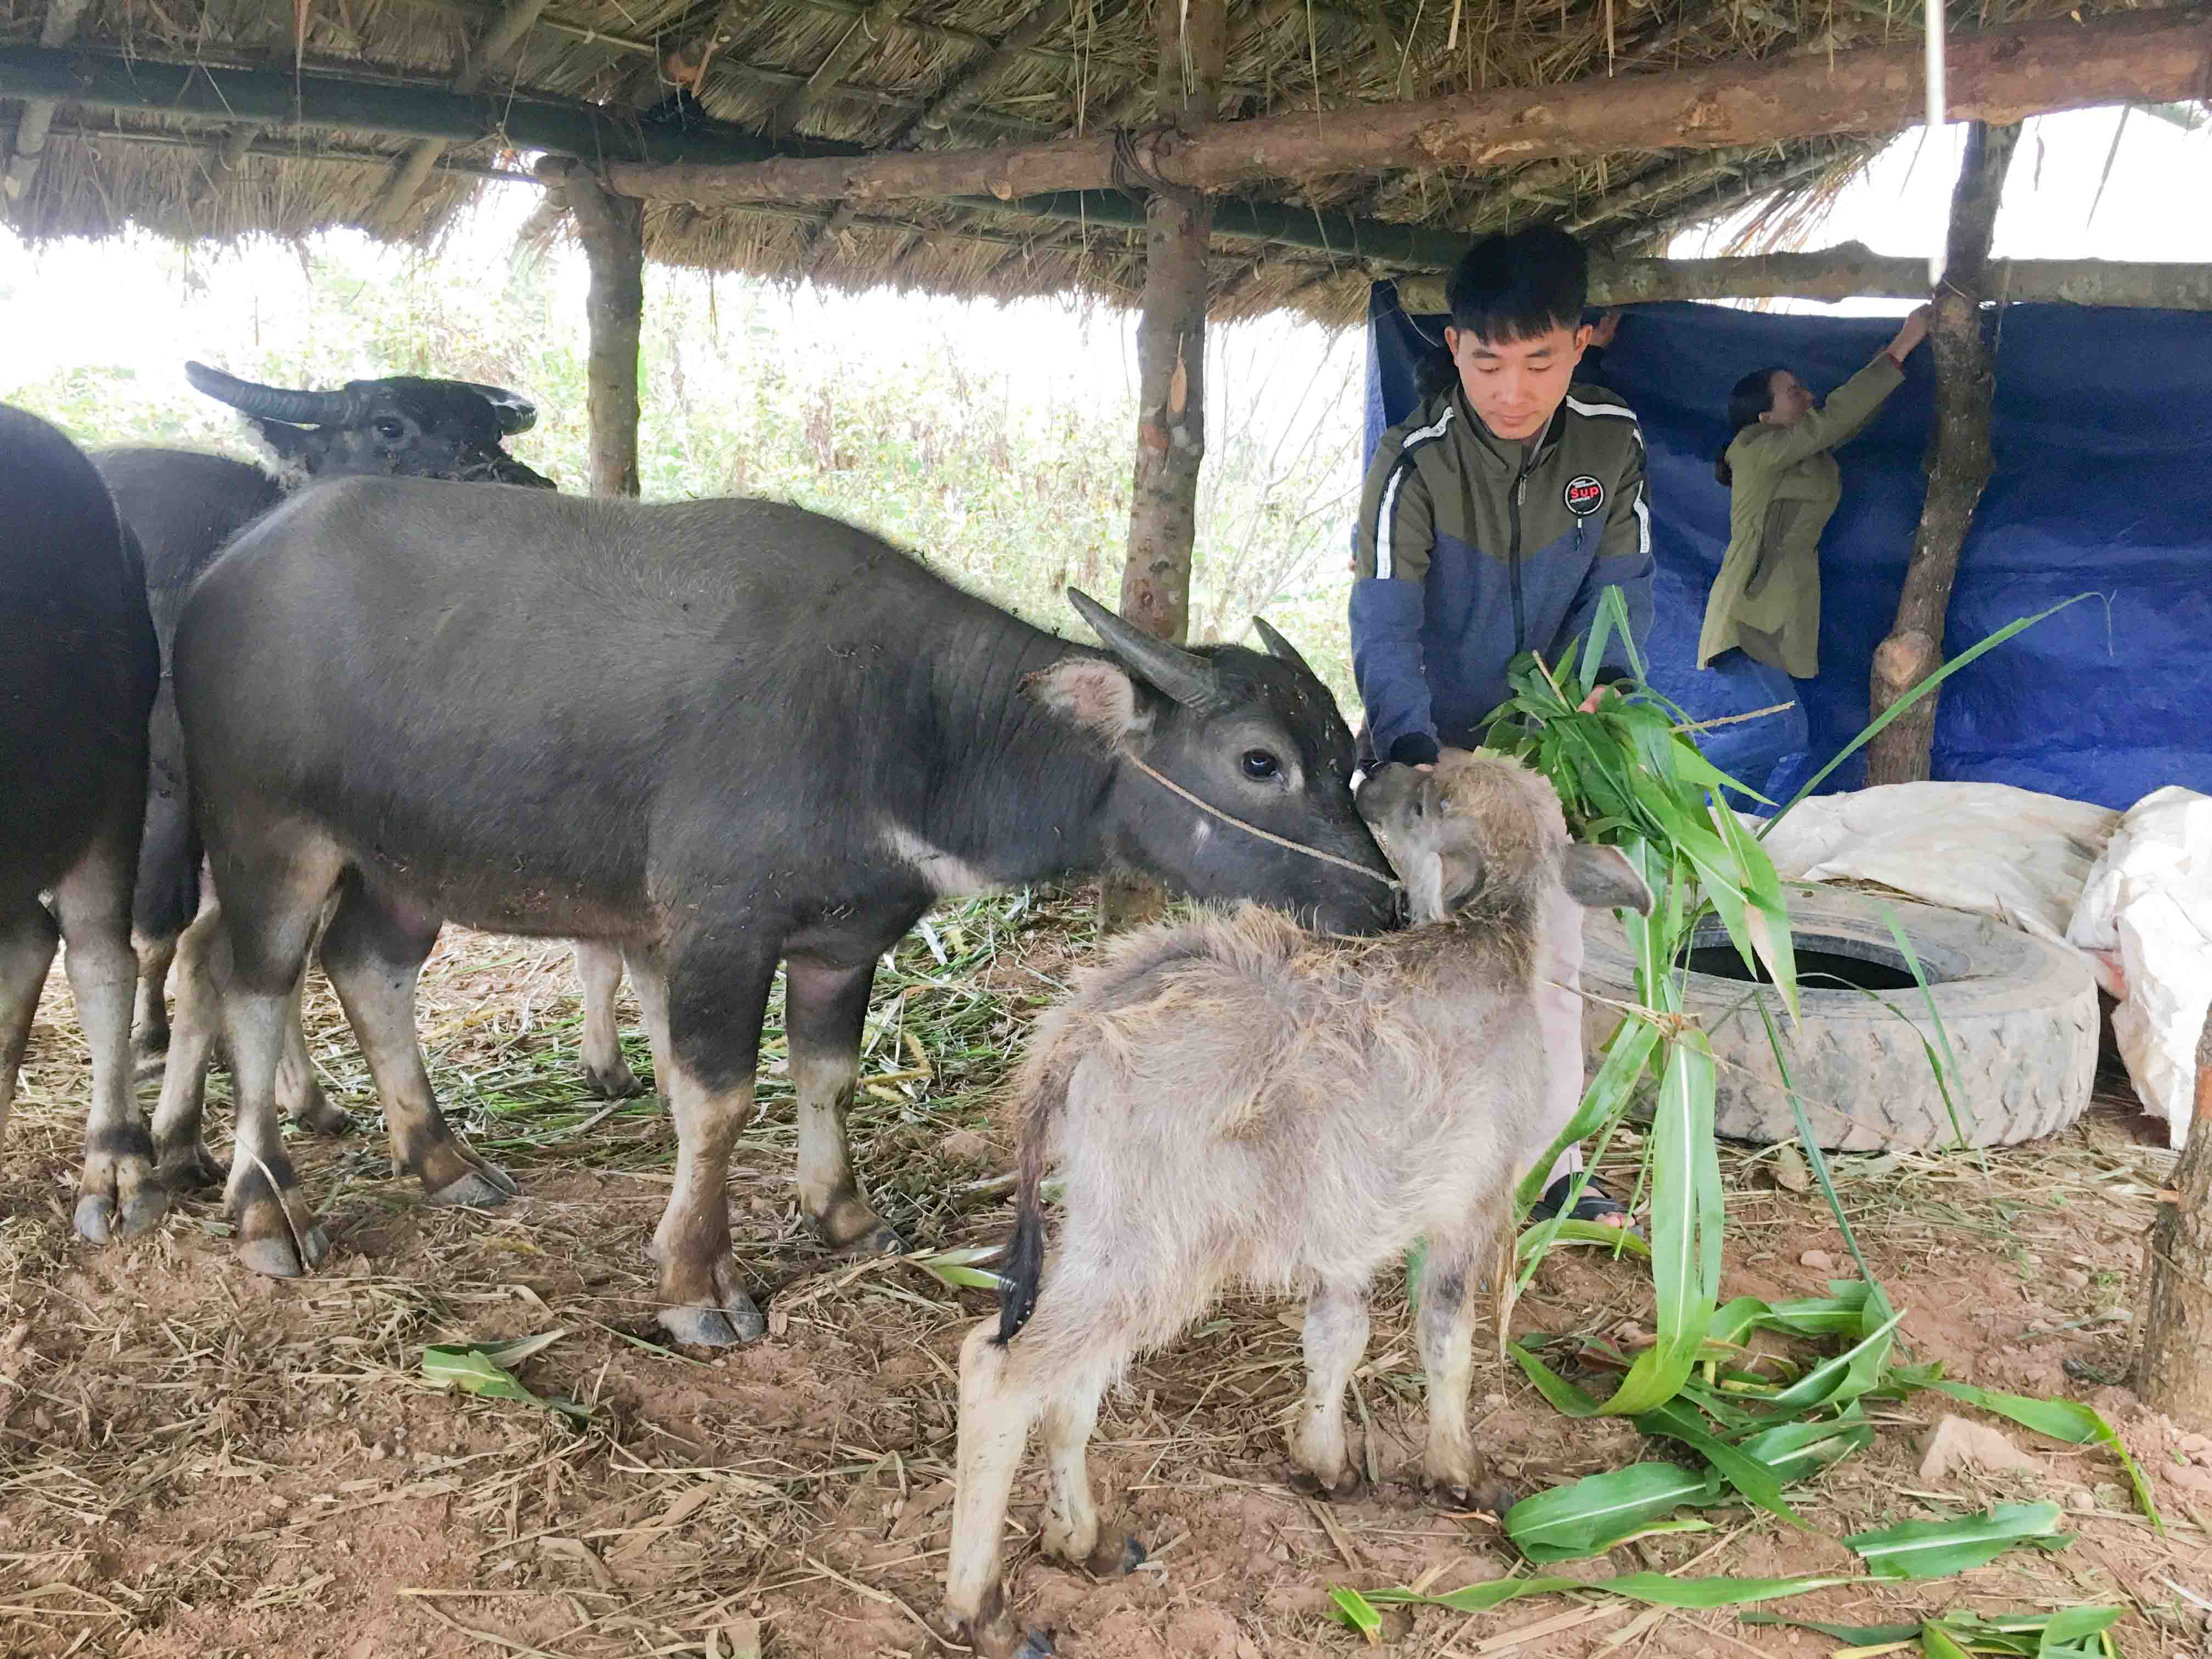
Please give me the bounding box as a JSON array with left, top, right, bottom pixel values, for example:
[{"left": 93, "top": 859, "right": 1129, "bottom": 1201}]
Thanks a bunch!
[{"left": 64, "top": 360, "right": 651, "bottom": 1252}]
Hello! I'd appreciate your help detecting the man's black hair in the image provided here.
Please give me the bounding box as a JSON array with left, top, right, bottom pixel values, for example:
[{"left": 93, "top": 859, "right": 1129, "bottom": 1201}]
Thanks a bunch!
[{"left": 1446, "top": 225, "right": 1590, "bottom": 345}]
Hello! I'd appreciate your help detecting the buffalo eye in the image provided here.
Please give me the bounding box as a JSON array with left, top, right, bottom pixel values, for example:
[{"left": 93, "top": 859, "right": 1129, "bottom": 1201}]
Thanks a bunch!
[
  {"left": 1240, "top": 749, "right": 1282, "bottom": 782},
  {"left": 374, "top": 417, "right": 405, "bottom": 442}
]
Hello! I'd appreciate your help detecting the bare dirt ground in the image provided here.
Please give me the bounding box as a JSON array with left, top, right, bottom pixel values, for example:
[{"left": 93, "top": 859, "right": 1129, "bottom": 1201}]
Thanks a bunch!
[{"left": 2, "top": 893, "right": 2209, "bottom": 1659}]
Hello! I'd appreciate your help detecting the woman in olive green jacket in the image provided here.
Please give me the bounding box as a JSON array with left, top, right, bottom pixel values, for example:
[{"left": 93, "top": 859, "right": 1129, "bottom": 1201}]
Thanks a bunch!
[{"left": 1697, "top": 307, "right": 1930, "bottom": 679}]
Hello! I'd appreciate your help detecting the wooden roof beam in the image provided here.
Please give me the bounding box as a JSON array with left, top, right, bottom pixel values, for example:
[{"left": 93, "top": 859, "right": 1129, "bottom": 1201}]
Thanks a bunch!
[
  {"left": 0, "top": 44, "right": 1466, "bottom": 267},
  {"left": 885, "top": 0, "right": 1077, "bottom": 148},
  {"left": 601, "top": 8, "right": 2212, "bottom": 204},
  {"left": 2, "top": 0, "right": 94, "bottom": 201},
  {"left": 372, "top": 0, "right": 552, "bottom": 228},
  {"left": 761, "top": 0, "right": 899, "bottom": 137}
]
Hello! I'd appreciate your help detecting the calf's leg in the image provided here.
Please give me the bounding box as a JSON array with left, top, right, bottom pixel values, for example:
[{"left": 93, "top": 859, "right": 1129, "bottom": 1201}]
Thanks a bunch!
[
  {"left": 0, "top": 902, "right": 60, "bottom": 1142},
  {"left": 1291, "top": 1279, "right": 1371, "bottom": 1498},
  {"left": 317, "top": 876, "right": 515, "bottom": 1208},
  {"left": 574, "top": 940, "right": 644, "bottom": 1099},
  {"left": 1417, "top": 1209, "right": 1515, "bottom": 1516},
  {"left": 946, "top": 1280, "right": 1149, "bottom": 1658},
  {"left": 56, "top": 839, "right": 166, "bottom": 1242},
  {"left": 785, "top": 954, "right": 904, "bottom": 1254}
]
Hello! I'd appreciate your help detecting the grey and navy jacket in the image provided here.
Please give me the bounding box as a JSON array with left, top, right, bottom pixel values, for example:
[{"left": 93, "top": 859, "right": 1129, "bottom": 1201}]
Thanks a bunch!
[{"left": 1349, "top": 381, "right": 1654, "bottom": 767}]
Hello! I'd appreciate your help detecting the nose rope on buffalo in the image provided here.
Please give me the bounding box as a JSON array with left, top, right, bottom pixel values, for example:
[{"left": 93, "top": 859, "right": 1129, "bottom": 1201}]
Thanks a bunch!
[{"left": 1116, "top": 751, "right": 1404, "bottom": 891}]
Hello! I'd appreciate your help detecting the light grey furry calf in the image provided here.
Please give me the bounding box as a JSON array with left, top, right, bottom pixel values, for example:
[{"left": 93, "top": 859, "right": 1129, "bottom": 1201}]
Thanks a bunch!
[{"left": 941, "top": 748, "right": 1654, "bottom": 1657}]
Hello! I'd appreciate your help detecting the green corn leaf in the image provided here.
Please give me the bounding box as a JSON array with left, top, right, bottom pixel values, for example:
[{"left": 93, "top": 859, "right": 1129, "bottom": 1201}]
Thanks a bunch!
[
  {"left": 1635, "top": 1400, "right": 1808, "bottom": 1529},
  {"left": 909, "top": 1244, "right": 1008, "bottom": 1291},
  {"left": 1328, "top": 1586, "right": 1384, "bottom": 1644},
  {"left": 1734, "top": 1408, "right": 1875, "bottom": 1484},
  {"left": 1365, "top": 1572, "right": 1852, "bottom": 1616},
  {"left": 2033, "top": 1607, "right": 2126, "bottom": 1655},
  {"left": 1758, "top": 1310, "right": 1906, "bottom": 1416},
  {"left": 1515, "top": 1218, "right": 1652, "bottom": 1260},
  {"left": 1924, "top": 1618, "right": 1983, "bottom": 1659},
  {"left": 1504, "top": 1460, "right": 1725, "bottom": 1562},
  {"left": 421, "top": 1338, "right": 592, "bottom": 1424},
  {"left": 1515, "top": 1018, "right": 1661, "bottom": 1216},
  {"left": 1844, "top": 1501, "right": 2070, "bottom": 1579},
  {"left": 1926, "top": 1381, "right": 2164, "bottom": 1534},
  {"left": 1760, "top": 595, "right": 2096, "bottom": 835}
]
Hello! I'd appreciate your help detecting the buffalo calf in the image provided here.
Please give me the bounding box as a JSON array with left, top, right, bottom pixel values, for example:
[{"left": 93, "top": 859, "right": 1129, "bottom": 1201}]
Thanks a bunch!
[
  {"left": 943, "top": 749, "right": 1653, "bottom": 1658},
  {"left": 0, "top": 405, "right": 161, "bottom": 1237}
]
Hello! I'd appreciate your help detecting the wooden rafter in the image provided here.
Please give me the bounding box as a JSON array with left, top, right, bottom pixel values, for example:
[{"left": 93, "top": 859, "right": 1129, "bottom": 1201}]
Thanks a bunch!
[
  {"left": 600, "top": 9, "right": 2212, "bottom": 205},
  {"left": 885, "top": 0, "right": 1077, "bottom": 148},
  {"left": 761, "top": 0, "right": 899, "bottom": 138},
  {"left": 2, "top": 0, "right": 94, "bottom": 201},
  {"left": 372, "top": 0, "right": 551, "bottom": 228}
]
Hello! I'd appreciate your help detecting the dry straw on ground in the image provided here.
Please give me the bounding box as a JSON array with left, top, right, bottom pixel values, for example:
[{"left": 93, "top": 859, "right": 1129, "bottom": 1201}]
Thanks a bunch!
[{"left": 2, "top": 890, "right": 2209, "bottom": 1658}]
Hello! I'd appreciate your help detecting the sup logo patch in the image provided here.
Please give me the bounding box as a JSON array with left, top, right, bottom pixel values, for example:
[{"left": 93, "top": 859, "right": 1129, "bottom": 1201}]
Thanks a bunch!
[{"left": 1564, "top": 475, "right": 1606, "bottom": 516}]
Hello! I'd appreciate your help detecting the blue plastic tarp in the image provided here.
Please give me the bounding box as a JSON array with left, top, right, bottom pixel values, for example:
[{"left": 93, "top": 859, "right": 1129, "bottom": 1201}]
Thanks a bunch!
[{"left": 1361, "top": 281, "right": 2212, "bottom": 809}]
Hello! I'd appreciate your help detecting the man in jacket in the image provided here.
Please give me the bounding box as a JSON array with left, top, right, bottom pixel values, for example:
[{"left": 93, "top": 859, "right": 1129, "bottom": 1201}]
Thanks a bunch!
[{"left": 1350, "top": 225, "right": 1653, "bottom": 1230}]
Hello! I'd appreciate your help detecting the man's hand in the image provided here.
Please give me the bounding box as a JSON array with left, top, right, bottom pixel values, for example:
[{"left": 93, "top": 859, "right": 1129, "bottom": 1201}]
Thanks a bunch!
[
  {"left": 1588, "top": 309, "right": 1622, "bottom": 350},
  {"left": 1887, "top": 305, "right": 1931, "bottom": 364},
  {"left": 1578, "top": 685, "right": 1612, "bottom": 714}
]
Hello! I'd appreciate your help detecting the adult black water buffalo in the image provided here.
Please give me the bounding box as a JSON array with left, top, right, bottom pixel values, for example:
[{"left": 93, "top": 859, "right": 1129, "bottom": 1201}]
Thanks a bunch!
[
  {"left": 91, "top": 366, "right": 658, "bottom": 1233},
  {"left": 0, "top": 405, "right": 161, "bottom": 1237},
  {"left": 171, "top": 479, "right": 1397, "bottom": 1344}
]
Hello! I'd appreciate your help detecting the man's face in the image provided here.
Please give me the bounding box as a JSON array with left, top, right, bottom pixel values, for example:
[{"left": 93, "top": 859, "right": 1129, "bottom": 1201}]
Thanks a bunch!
[{"left": 1446, "top": 321, "right": 1592, "bottom": 442}]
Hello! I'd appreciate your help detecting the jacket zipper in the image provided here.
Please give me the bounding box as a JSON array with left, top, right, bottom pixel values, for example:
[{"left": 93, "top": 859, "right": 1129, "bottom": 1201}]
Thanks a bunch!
[{"left": 1508, "top": 471, "right": 1528, "bottom": 653}]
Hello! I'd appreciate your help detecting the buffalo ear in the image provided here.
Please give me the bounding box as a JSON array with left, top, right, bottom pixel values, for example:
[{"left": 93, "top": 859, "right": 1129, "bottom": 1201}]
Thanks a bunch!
[
  {"left": 1560, "top": 844, "right": 1653, "bottom": 915},
  {"left": 250, "top": 418, "right": 323, "bottom": 467},
  {"left": 1022, "top": 656, "right": 1153, "bottom": 747}
]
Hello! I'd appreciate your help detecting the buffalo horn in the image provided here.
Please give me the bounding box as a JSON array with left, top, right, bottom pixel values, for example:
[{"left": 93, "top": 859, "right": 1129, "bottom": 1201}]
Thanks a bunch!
[
  {"left": 183, "top": 360, "right": 352, "bottom": 427},
  {"left": 1250, "top": 615, "right": 1322, "bottom": 685},
  {"left": 1065, "top": 588, "right": 1226, "bottom": 714},
  {"left": 460, "top": 381, "right": 539, "bottom": 435}
]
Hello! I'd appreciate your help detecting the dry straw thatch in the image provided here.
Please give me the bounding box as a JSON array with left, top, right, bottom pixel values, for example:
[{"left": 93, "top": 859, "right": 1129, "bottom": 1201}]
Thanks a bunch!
[{"left": 0, "top": 0, "right": 2127, "bottom": 325}]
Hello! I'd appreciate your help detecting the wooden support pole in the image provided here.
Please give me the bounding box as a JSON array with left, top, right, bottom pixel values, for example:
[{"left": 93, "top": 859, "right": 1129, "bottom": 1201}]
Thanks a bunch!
[
  {"left": 1865, "top": 122, "right": 2019, "bottom": 787},
  {"left": 544, "top": 160, "right": 645, "bottom": 498},
  {"left": 1118, "top": 0, "right": 1227, "bottom": 648},
  {"left": 2135, "top": 1006, "right": 2212, "bottom": 1428},
  {"left": 1100, "top": 0, "right": 1225, "bottom": 936},
  {"left": 596, "top": 9, "right": 2212, "bottom": 206}
]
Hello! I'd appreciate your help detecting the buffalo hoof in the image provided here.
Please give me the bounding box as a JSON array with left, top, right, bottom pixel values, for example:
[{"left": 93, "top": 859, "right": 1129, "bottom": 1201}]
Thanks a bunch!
[
  {"left": 155, "top": 1141, "right": 226, "bottom": 1192},
  {"left": 812, "top": 1193, "right": 906, "bottom": 1256},
  {"left": 74, "top": 1184, "right": 168, "bottom": 1244},
  {"left": 238, "top": 1226, "right": 330, "bottom": 1279},
  {"left": 1424, "top": 1474, "right": 1516, "bottom": 1519},
  {"left": 581, "top": 1056, "right": 648, "bottom": 1100},
  {"left": 658, "top": 1297, "right": 768, "bottom": 1348},
  {"left": 1289, "top": 1464, "right": 1364, "bottom": 1502},
  {"left": 1084, "top": 1532, "right": 1147, "bottom": 1578},
  {"left": 286, "top": 1088, "right": 355, "bottom": 1138},
  {"left": 427, "top": 1159, "right": 521, "bottom": 1209},
  {"left": 945, "top": 1602, "right": 1053, "bottom": 1659}
]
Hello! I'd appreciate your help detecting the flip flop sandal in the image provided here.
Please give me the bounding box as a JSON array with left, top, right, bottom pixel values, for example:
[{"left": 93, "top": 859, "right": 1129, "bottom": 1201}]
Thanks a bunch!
[{"left": 1529, "top": 1175, "right": 1643, "bottom": 1237}]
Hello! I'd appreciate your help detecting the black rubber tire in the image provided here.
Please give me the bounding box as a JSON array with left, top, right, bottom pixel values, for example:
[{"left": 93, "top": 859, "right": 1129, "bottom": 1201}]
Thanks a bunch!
[{"left": 1577, "top": 883, "right": 2098, "bottom": 1151}]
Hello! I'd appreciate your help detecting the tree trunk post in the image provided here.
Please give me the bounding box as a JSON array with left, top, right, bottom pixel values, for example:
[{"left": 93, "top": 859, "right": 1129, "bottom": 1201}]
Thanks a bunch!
[
  {"left": 550, "top": 160, "right": 647, "bottom": 499},
  {"left": 1865, "top": 120, "right": 2019, "bottom": 787},
  {"left": 1098, "top": 0, "right": 1226, "bottom": 935},
  {"left": 2134, "top": 1006, "right": 2212, "bottom": 1428}
]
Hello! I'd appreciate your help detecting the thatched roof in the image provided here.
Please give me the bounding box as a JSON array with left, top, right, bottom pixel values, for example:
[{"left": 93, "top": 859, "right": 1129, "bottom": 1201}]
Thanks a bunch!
[{"left": 0, "top": 0, "right": 2133, "bottom": 323}]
